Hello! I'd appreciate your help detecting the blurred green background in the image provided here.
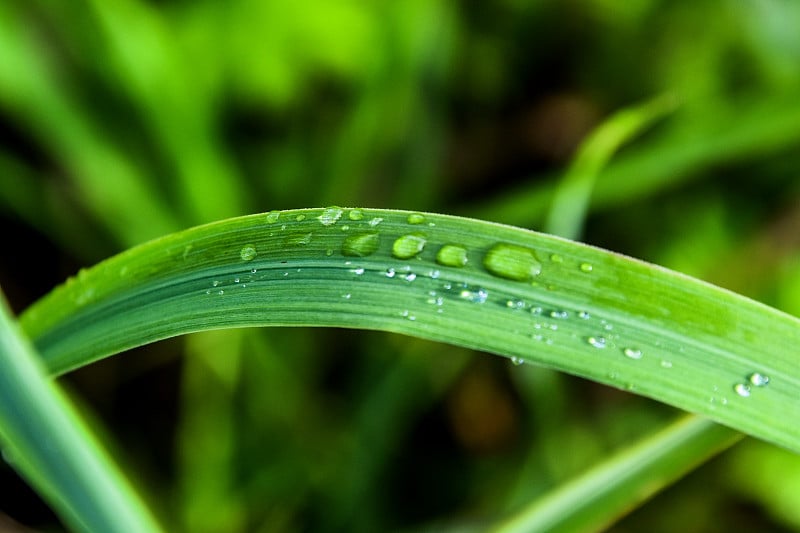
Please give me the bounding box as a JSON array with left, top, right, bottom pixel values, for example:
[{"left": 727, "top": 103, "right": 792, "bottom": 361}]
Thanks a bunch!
[{"left": 2, "top": 0, "right": 800, "bottom": 531}]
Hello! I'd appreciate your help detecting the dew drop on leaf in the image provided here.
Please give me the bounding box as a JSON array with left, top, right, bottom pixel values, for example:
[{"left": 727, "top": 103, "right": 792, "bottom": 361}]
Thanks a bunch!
[
  {"left": 318, "top": 206, "right": 343, "bottom": 226},
  {"left": 734, "top": 383, "right": 751, "bottom": 397},
  {"left": 392, "top": 233, "right": 427, "bottom": 259},
  {"left": 623, "top": 347, "right": 643, "bottom": 360},
  {"left": 348, "top": 209, "right": 364, "bottom": 221},
  {"left": 748, "top": 372, "right": 770, "bottom": 387},
  {"left": 342, "top": 232, "right": 380, "bottom": 257},
  {"left": 459, "top": 287, "right": 488, "bottom": 303},
  {"left": 511, "top": 357, "right": 525, "bottom": 366},
  {"left": 436, "top": 244, "right": 469, "bottom": 267},
  {"left": 240, "top": 244, "right": 258, "bottom": 261},
  {"left": 483, "top": 243, "right": 542, "bottom": 281},
  {"left": 266, "top": 211, "right": 280, "bottom": 223},
  {"left": 407, "top": 213, "right": 426, "bottom": 224},
  {"left": 580, "top": 262, "right": 594, "bottom": 273},
  {"left": 586, "top": 336, "right": 607, "bottom": 349}
]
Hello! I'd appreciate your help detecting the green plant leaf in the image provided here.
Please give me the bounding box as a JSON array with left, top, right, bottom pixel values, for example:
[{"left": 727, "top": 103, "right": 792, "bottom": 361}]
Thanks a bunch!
[
  {"left": 19, "top": 208, "right": 800, "bottom": 453},
  {"left": 0, "top": 292, "right": 163, "bottom": 533}
]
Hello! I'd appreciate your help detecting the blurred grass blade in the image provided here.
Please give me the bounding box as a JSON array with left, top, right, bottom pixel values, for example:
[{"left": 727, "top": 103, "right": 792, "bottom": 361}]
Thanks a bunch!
[
  {"left": 545, "top": 94, "right": 678, "bottom": 240},
  {"left": 19, "top": 208, "right": 800, "bottom": 453},
  {"left": 494, "top": 415, "right": 741, "bottom": 533},
  {"left": 0, "top": 292, "right": 162, "bottom": 533}
]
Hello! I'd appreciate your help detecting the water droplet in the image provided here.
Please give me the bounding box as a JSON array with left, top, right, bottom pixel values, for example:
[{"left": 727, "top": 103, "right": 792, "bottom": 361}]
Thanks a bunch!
[
  {"left": 734, "top": 383, "right": 751, "bottom": 397},
  {"left": 459, "top": 287, "right": 489, "bottom": 303},
  {"left": 266, "top": 211, "right": 280, "bottom": 223},
  {"left": 586, "top": 336, "right": 607, "bottom": 349},
  {"left": 623, "top": 347, "right": 643, "bottom": 360},
  {"left": 368, "top": 217, "right": 383, "bottom": 227},
  {"left": 483, "top": 243, "right": 542, "bottom": 281},
  {"left": 318, "top": 206, "right": 343, "bottom": 226},
  {"left": 549, "top": 310, "right": 568, "bottom": 319},
  {"left": 429, "top": 269, "right": 441, "bottom": 279},
  {"left": 340, "top": 225, "right": 350, "bottom": 231},
  {"left": 578, "top": 311, "right": 591, "bottom": 319},
  {"left": 392, "top": 233, "right": 427, "bottom": 259},
  {"left": 342, "top": 293, "right": 352, "bottom": 300},
  {"left": 212, "top": 280, "right": 221, "bottom": 287},
  {"left": 511, "top": 357, "right": 525, "bottom": 366},
  {"left": 285, "top": 233, "right": 312, "bottom": 246},
  {"left": 400, "top": 310, "right": 416, "bottom": 321},
  {"left": 506, "top": 300, "right": 526, "bottom": 309},
  {"left": 530, "top": 307, "right": 543, "bottom": 315},
  {"left": 295, "top": 214, "right": 307, "bottom": 222},
  {"left": 385, "top": 268, "right": 396, "bottom": 278},
  {"left": 349, "top": 209, "right": 364, "bottom": 221},
  {"left": 234, "top": 277, "right": 240, "bottom": 283},
  {"left": 251, "top": 268, "right": 258, "bottom": 274},
  {"left": 217, "top": 290, "right": 224, "bottom": 295},
  {"left": 350, "top": 267, "right": 365, "bottom": 275},
  {"left": 660, "top": 360, "right": 673, "bottom": 369},
  {"left": 404, "top": 272, "right": 417, "bottom": 282},
  {"left": 240, "top": 244, "right": 258, "bottom": 261},
  {"left": 407, "top": 213, "right": 426, "bottom": 224},
  {"left": 436, "top": 244, "right": 469, "bottom": 267},
  {"left": 748, "top": 372, "right": 770, "bottom": 387},
  {"left": 550, "top": 254, "right": 563, "bottom": 263},
  {"left": 580, "top": 262, "right": 594, "bottom": 273},
  {"left": 342, "top": 232, "right": 380, "bottom": 257}
]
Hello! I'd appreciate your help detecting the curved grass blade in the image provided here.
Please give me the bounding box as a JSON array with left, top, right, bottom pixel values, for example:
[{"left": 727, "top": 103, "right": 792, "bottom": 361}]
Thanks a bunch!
[
  {"left": 0, "top": 292, "right": 163, "bottom": 533},
  {"left": 494, "top": 415, "right": 741, "bottom": 533},
  {"left": 19, "top": 208, "right": 800, "bottom": 452}
]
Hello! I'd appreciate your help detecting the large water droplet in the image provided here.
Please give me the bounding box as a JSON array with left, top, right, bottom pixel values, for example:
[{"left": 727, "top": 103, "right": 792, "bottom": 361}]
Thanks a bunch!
[
  {"left": 318, "top": 206, "right": 343, "bottom": 226},
  {"left": 483, "top": 243, "right": 542, "bottom": 281},
  {"left": 734, "top": 383, "right": 751, "bottom": 397},
  {"left": 436, "top": 244, "right": 468, "bottom": 267},
  {"left": 240, "top": 244, "right": 258, "bottom": 261},
  {"left": 407, "top": 213, "right": 426, "bottom": 225},
  {"left": 342, "top": 232, "right": 380, "bottom": 257},
  {"left": 748, "top": 372, "right": 770, "bottom": 387},
  {"left": 266, "top": 210, "right": 280, "bottom": 223},
  {"left": 393, "top": 233, "right": 427, "bottom": 259},
  {"left": 349, "top": 209, "right": 364, "bottom": 221}
]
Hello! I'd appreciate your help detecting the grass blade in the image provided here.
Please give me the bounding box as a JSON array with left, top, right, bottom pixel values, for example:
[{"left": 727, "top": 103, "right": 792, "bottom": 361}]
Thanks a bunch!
[
  {"left": 493, "top": 415, "right": 741, "bottom": 533},
  {"left": 19, "top": 208, "right": 800, "bottom": 453},
  {"left": 0, "top": 292, "right": 163, "bottom": 533}
]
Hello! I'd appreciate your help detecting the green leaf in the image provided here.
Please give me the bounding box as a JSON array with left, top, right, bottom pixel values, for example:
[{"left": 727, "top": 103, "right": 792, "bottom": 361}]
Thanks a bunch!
[
  {"left": 19, "top": 208, "right": 800, "bottom": 453},
  {"left": 0, "top": 293, "right": 163, "bottom": 533}
]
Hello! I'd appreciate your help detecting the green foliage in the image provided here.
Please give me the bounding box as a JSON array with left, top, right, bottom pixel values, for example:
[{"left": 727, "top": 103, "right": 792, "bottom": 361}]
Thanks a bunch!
[{"left": 1, "top": 0, "right": 800, "bottom": 531}]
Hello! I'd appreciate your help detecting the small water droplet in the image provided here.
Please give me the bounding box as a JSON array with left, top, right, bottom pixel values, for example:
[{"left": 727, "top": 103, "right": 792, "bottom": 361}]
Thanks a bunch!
[
  {"left": 661, "top": 360, "right": 673, "bottom": 368},
  {"left": 295, "top": 214, "right": 307, "bottom": 222},
  {"left": 251, "top": 268, "right": 258, "bottom": 274},
  {"left": 285, "top": 232, "right": 312, "bottom": 246},
  {"left": 407, "top": 213, "right": 426, "bottom": 225},
  {"left": 217, "top": 290, "right": 224, "bottom": 295},
  {"left": 317, "top": 206, "right": 343, "bottom": 226},
  {"left": 212, "top": 280, "right": 221, "bottom": 287},
  {"left": 266, "top": 211, "right": 280, "bottom": 223},
  {"left": 734, "top": 383, "right": 751, "bottom": 397},
  {"left": 340, "top": 225, "right": 350, "bottom": 231},
  {"left": 385, "top": 268, "right": 396, "bottom": 278},
  {"left": 549, "top": 310, "right": 568, "bottom": 319},
  {"left": 350, "top": 267, "right": 365, "bottom": 275},
  {"left": 748, "top": 372, "right": 770, "bottom": 387},
  {"left": 342, "top": 232, "right": 380, "bottom": 257},
  {"left": 400, "top": 310, "right": 416, "bottom": 321},
  {"left": 530, "top": 307, "right": 543, "bottom": 315},
  {"left": 580, "top": 262, "right": 594, "bottom": 273},
  {"left": 392, "top": 233, "right": 427, "bottom": 259},
  {"left": 483, "top": 243, "right": 542, "bottom": 281},
  {"left": 436, "top": 244, "right": 469, "bottom": 267},
  {"left": 578, "top": 311, "right": 591, "bottom": 319},
  {"left": 368, "top": 217, "right": 383, "bottom": 227},
  {"left": 506, "top": 300, "right": 526, "bottom": 309},
  {"left": 550, "top": 254, "right": 563, "bottom": 263},
  {"left": 511, "top": 357, "right": 525, "bottom": 366},
  {"left": 429, "top": 269, "right": 441, "bottom": 279},
  {"left": 342, "top": 293, "right": 352, "bottom": 300},
  {"left": 404, "top": 272, "right": 417, "bottom": 282},
  {"left": 459, "top": 287, "right": 488, "bottom": 303},
  {"left": 349, "top": 209, "right": 364, "bottom": 221},
  {"left": 586, "top": 336, "right": 607, "bottom": 349},
  {"left": 234, "top": 277, "right": 240, "bottom": 283},
  {"left": 240, "top": 245, "right": 258, "bottom": 261},
  {"left": 623, "top": 347, "right": 643, "bottom": 360}
]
